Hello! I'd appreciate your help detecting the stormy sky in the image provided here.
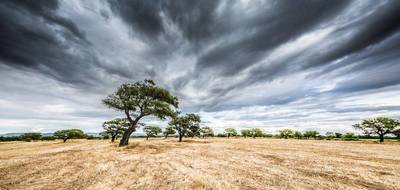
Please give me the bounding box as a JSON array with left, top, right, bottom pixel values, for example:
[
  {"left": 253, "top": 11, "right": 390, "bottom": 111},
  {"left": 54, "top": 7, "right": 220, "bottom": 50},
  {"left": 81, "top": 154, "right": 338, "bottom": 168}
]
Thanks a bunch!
[{"left": 1, "top": 0, "right": 400, "bottom": 134}]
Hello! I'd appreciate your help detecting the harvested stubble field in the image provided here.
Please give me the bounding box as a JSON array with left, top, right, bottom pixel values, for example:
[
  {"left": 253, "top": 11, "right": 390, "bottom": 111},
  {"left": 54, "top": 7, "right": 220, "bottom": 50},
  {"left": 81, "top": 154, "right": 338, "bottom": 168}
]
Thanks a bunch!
[{"left": 0, "top": 138, "right": 399, "bottom": 190}]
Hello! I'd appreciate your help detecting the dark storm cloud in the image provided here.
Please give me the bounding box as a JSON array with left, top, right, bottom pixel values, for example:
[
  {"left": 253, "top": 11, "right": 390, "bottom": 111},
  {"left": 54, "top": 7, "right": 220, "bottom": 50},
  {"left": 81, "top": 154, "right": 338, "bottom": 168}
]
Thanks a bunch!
[
  {"left": 195, "top": 0, "right": 351, "bottom": 75},
  {"left": 0, "top": 0, "right": 99, "bottom": 86}
]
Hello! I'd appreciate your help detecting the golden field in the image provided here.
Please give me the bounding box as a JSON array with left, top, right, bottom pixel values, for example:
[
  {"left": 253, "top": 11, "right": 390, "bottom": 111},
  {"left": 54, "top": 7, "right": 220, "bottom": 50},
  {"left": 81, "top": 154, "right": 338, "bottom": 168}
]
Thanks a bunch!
[{"left": 0, "top": 138, "right": 399, "bottom": 190}]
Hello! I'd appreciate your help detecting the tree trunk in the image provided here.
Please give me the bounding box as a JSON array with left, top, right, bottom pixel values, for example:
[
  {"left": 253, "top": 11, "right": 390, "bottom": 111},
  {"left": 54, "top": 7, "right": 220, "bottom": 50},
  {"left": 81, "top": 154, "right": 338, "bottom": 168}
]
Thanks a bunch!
[
  {"left": 165, "top": 134, "right": 168, "bottom": 139},
  {"left": 379, "top": 134, "right": 384, "bottom": 142},
  {"left": 111, "top": 135, "right": 116, "bottom": 142},
  {"left": 179, "top": 134, "right": 183, "bottom": 142},
  {"left": 228, "top": 134, "right": 230, "bottom": 139},
  {"left": 119, "top": 128, "right": 134, "bottom": 146},
  {"left": 146, "top": 136, "right": 149, "bottom": 140},
  {"left": 63, "top": 137, "right": 68, "bottom": 143}
]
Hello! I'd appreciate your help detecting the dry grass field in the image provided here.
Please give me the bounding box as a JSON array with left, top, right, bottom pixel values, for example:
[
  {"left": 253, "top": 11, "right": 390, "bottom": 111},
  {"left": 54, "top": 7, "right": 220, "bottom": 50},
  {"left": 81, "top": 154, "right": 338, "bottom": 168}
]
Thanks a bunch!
[{"left": 0, "top": 138, "right": 399, "bottom": 190}]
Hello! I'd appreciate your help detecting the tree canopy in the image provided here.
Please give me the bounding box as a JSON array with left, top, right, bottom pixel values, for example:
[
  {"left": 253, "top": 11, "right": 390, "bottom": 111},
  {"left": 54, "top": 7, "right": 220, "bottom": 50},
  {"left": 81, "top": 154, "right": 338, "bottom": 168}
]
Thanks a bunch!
[
  {"left": 54, "top": 129, "right": 86, "bottom": 142},
  {"left": 224, "top": 128, "right": 237, "bottom": 138},
  {"left": 279, "top": 129, "right": 294, "bottom": 139},
  {"left": 143, "top": 125, "right": 162, "bottom": 140},
  {"left": 103, "top": 79, "right": 178, "bottom": 146}
]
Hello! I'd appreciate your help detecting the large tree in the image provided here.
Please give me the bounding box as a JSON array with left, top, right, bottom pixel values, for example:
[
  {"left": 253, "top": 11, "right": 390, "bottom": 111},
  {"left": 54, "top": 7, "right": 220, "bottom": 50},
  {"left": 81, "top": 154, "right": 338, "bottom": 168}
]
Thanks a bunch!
[
  {"left": 143, "top": 125, "right": 162, "bottom": 140},
  {"left": 102, "top": 118, "right": 130, "bottom": 142},
  {"left": 224, "top": 128, "right": 237, "bottom": 138},
  {"left": 103, "top": 80, "right": 178, "bottom": 146},
  {"left": 353, "top": 117, "right": 400, "bottom": 142},
  {"left": 169, "top": 113, "right": 201, "bottom": 142}
]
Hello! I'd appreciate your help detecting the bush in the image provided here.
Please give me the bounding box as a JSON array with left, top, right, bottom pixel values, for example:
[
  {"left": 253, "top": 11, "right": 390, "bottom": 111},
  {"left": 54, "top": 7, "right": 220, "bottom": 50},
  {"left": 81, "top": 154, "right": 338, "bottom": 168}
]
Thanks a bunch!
[
  {"left": 41, "top": 136, "right": 56, "bottom": 141},
  {"left": 21, "top": 133, "right": 42, "bottom": 141},
  {"left": 341, "top": 132, "right": 358, "bottom": 141}
]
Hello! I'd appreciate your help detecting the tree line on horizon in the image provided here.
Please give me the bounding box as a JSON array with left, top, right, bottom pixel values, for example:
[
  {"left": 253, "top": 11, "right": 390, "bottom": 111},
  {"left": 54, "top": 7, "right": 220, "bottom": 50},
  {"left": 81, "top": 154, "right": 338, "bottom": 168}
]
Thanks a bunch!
[{"left": 1, "top": 80, "right": 399, "bottom": 143}]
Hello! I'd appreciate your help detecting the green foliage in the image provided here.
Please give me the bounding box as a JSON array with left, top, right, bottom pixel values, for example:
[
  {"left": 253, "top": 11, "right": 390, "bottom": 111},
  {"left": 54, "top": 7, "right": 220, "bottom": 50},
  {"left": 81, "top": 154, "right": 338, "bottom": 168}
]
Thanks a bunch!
[
  {"left": 279, "top": 129, "right": 294, "bottom": 139},
  {"left": 341, "top": 132, "right": 358, "bottom": 141},
  {"left": 169, "top": 113, "right": 201, "bottom": 142},
  {"left": 163, "top": 126, "right": 176, "bottom": 138},
  {"left": 325, "top": 132, "right": 335, "bottom": 140},
  {"left": 250, "top": 128, "right": 263, "bottom": 138},
  {"left": 353, "top": 117, "right": 400, "bottom": 142},
  {"left": 143, "top": 125, "right": 162, "bottom": 139},
  {"left": 262, "top": 133, "right": 273, "bottom": 138},
  {"left": 335, "top": 133, "right": 342, "bottom": 138},
  {"left": 102, "top": 79, "right": 179, "bottom": 146},
  {"left": 200, "top": 126, "right": 214, "bottom": 138},
  {"left": 21, "top": 133, "right": 42, "bottom": 141},
  {"left": 293, "top": 131, "right": 302, "bottom": 139},
  {"left": 303, "top": 130, "right": 319, "bottom": 139},
  {"left": 54, "top": 129, "right": 86, "bottom": 142},
  {"left": 240, "top": 129, "right": 251, "bottom": 137},
  {"left": 102, "top": 118, "right": 130, "bottom": 142},
  {"left": 224, "top": 128, "right": 237, "bottom": 138},
  {"left": 40, "top": 136, "right": 56, "bottom": 141}
]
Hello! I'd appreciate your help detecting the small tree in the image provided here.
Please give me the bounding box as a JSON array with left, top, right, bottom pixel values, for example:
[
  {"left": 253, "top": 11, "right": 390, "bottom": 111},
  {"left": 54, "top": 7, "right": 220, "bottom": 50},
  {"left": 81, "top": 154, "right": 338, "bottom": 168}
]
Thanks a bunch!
[
  {"left": 170, "top": 113, "right": 201, "bottom": 142},
  {"left": 293, "top": 131, "right": 302, "bottom": 139},
  {"left": 163, "top": 126, "right": 176, "bottom": 139},
  {"left": 303, "top": 130, "right": 319, "bottom": 139},
  {"left": 143, "top": 125, "right": 162, "bottom": 140},
  {"left": 250, "top": 128, "right": 263, "bottom": 138},
  {"left": 279, "top": 129, "right": 294, "bottom": 139},
  {"left": 103, "top": 80, "right": 178, "bottom": 146},
  {"left": 335, "top": 132, "right": 342, "bottom": 138},
  {"left": 200, "top": 126, "right": 214, "bottom": 138},
  {"left": 353, "top": 117, "right": 400, "bottom": 142},
  {"left": 241, "top": 129, "right": 251, "bottom": 138},
  {"left": 224, "top": 128, "right": 237, "bottom": 138},
  {"left": 54, "top": 129, "right": 86, "bottom": 142},
  {"left": 102, "top": 118, "right": 130, "bottom": 142}
]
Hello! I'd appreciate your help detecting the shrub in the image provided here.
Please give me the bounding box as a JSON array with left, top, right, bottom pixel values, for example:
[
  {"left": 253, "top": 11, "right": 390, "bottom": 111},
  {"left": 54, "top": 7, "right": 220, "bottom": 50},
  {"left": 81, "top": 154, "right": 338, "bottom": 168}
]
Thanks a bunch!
[
  {"left": 21, "top": 133, "right": 42, "bottom": 141},
  {"left": 41, "top": 136, "right": 56, "bottom": 141}
]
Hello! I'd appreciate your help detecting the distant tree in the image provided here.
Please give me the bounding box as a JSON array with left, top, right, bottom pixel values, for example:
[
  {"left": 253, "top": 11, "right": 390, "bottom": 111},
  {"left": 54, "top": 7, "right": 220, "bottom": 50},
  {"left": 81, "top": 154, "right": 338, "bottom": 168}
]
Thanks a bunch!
[
  {"left": 335, "top": 132, "right": 342, "bottom": 138},
  {"left": 187, "top": 124, "right": 200, "bottom": 138},
  {"left": 342, "top": 132, "right": 356, "bottom": 139},
  {"left": 54, "top": 129, "right": 86, "bottom": 142},
  {"left": 143, "top": 125, "right": 162, "bottom": 140},
  {"left": 303, "top": 130, "right": 319, "bottom": 139},
  {"left": 21, "top": 133, "right": 42, "bottom": 141},
  {"left": 353, "top": 117, "right": 400, "bottom": 142},
  {"left": 250, "top": 128, "right": 263, "bottom": 138},
  {"left": 200, "top": 126, "right": 214, "bottom": 138},
  {"left": 393, "top": 129, "right": 400, "bottom": 139},
  {"left": 102, "top": 118, "right": 130, "bottom": 142},
  {"left": 163, "top": 126, "right": 176, "bottom": 139},
  {"left": 103, "top": 80, "right": 178, "bottom": 146},
  {"left": 240, "top": 129, "right": 251, "bottom": 138},
  {"left": 279, "top": 129, "right": 294, "bottom": 139},
  {"left": 325, "top": 132, "right": 335, "bottom": 139},
  {"left": 169, "top": 113, "right": 201, "bottom": 142},
  {"left": 224, "top": 128, "right": 237, "bottom": 138},
  {"left": 293, "top": 131, "right": 303, "bottom": 139}
]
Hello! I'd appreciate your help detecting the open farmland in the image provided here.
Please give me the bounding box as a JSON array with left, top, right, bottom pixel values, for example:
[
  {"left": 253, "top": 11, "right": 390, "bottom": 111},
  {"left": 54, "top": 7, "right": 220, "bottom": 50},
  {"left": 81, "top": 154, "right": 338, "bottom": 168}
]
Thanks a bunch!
[{"left": 0, "top": 138, "right": 399, "bottom": 190}]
